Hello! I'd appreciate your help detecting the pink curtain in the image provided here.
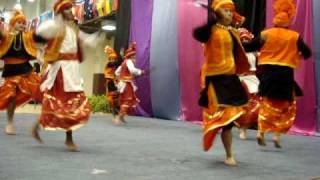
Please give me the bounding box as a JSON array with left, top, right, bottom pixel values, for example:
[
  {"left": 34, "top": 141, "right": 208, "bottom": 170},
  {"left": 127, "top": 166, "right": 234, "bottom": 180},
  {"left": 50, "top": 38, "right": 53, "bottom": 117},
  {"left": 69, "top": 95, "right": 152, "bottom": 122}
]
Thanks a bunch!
[
  {"left": 177, "top": 0, "right": 207, "bottom": 122},
  {"left": 266, "top": 0, "right": 317, "bottom": 135}
]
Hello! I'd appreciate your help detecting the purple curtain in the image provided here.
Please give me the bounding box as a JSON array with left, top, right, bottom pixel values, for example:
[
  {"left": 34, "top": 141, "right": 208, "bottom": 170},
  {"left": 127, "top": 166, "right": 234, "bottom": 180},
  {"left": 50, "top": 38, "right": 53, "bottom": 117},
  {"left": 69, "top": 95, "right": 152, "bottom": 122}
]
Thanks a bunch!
[
  {"left": 129, "top": 0, "right": 154, "bottom": 116},
  {"left": 266, "top": 0, "right": 317, "bottom": 135},
  {"left": 177, "top": 0, "right": 207, "bottom": 122}
]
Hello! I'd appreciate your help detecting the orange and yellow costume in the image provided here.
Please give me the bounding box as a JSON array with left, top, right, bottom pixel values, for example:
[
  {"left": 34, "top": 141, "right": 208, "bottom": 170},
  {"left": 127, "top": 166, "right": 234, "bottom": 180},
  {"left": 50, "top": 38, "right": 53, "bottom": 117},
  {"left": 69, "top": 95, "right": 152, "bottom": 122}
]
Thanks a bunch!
[
  {"left": 104, "top": 46, "right": 119, "bottom": 110},
  {"left": 200, "top": 1, "right": 250, "bottom": 150},
  {"left": 115, "top": 43, "right": 143, "bottom": 115},
  {"left": 0, "top": 11, "right": 40, "bottom": 110},
  {"left": 255, "top": 0, "right": 311, "bottom": 134},
  {"left": 36, "top": 0, "right": 90, "bottom": 131}
]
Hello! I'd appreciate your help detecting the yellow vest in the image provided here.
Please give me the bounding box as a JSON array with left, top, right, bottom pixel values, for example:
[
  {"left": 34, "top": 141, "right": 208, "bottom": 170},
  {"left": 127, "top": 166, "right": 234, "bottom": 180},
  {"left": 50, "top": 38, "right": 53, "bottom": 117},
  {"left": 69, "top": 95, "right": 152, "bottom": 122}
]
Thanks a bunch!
[
  {"left": 0, "top": 31, "right": 37, "bottom": 58},
  {"left": 203, "top": 25, "right": 249, "bottom": 76},
  {"left": 259, "top": 28, "right": 300, "bottom": 68}
]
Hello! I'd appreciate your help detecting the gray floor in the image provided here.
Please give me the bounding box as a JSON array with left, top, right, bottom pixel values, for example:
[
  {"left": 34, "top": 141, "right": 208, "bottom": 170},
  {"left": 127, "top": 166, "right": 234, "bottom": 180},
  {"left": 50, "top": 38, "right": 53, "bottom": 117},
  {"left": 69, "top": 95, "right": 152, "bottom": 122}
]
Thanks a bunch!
[{"left": 0, "top": 113, "right": 319, "bottom": 180}]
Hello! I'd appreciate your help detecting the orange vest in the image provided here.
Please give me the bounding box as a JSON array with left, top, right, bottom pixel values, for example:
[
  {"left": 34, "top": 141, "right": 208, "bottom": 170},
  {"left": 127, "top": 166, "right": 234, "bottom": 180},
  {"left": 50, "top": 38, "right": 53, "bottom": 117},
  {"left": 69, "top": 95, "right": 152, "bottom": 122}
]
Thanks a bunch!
[
  {"left": 259, "top": 28, "right": 300, "bottom": 68},
  {"left": 43, "top": 23, "right": 82, "bottom": 63},
  {"left": 104, "top": 59, "right": 117, "bottom": 79},
  {"left": 118, "top": 59, "right": 133, "bottom": 82},
  {"left": 0, "top": 31, "right": 37, "bottom": 59},
  {"left": 203, "top": 25, "right": 249, "bottom": 76}
]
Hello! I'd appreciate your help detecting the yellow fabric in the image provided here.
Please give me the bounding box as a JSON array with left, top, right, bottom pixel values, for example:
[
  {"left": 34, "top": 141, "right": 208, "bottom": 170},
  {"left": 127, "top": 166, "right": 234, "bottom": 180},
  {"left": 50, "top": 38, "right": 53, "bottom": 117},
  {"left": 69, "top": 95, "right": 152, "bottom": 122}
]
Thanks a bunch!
[
  {"left": 203, "top": 25, "right": 249, "bottom": 76},
  {"left": 22, "top": 32, "right": 37, "bottom": 57},
  {"left": 0, "top": 31, "right": 37, "bottom": 59},
  {"left": 202, "top": 84, "right": 245, "bottom": 151},
  {"left": 258, "top": 97, "right": 296, "bottom": 133},
  {"left": 105, "top": 0, "right": 111, "bottom": 15},
  {"left": 211, "top": 0, "right": 234, "bottom": 11},
  {"left": 97, "top": 0, "right": 106, "bottom": 16},
  {"left": 259, "top": 28, "right": 300, "bottom": 68},
  {"left": 44, "top": 24, "right": 79, "bottom": 63}
]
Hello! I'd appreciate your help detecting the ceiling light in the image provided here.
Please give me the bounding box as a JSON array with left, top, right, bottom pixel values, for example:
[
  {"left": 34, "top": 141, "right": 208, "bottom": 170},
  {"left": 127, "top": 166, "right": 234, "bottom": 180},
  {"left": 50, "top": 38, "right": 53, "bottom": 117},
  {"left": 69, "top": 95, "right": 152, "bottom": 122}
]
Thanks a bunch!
[
  {"left": 101, "top": 20, "right": 116, "bottom": 31},
  {"left": 28, "top": 0, "right": 35, "bottom": 2},
  {"left": 13, "top": 3, "right": 22, "bottom": 10},
  {"left": 102, "top": 25, "right": 116, "bottom": 31}
]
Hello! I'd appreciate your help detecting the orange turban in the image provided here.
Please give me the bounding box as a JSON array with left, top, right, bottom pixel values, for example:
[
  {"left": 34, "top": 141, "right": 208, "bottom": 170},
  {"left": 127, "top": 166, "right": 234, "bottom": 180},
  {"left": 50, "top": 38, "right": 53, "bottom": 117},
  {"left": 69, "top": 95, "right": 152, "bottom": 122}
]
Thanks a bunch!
[
  {"left": 53, "top": 0, "right": 73, "bottom": 14},
  {"left": 211, "top": 0, "right": 234, "bottom": 12},
  {"left": 9, "top": 10, "right": 27, "bottom": 29},
  {"left": 104, "top": 46, "right": 117, "bottom": 60},
  {"left": 272, "top": 0, "right": 296, "bottom": 27},
  {"left": 125, "top": 42, "right": 136, "bottom": 59}
]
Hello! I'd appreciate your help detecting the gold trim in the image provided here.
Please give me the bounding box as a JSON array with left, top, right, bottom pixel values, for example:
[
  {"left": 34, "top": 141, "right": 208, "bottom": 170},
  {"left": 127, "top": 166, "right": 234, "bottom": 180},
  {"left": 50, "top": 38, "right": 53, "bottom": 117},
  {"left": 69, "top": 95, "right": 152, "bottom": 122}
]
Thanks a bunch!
[
  {"left": 22, "top": 32, "right": 37, "bottom": 57},
  {"left": 0, "top": 32, "right": 14, "bottom": 58},
  {"left": 204, "top": 111, "right": 244, "bottom": 135},
  {"left": 259, "top": 61, "right": 297, "bottom": 69}
]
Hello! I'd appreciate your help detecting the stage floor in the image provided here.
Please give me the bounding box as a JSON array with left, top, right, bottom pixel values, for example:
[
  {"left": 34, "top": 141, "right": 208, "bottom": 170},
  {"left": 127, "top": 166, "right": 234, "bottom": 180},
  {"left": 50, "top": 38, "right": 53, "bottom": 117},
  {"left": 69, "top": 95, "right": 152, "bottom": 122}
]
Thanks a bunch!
[{"left": 0, "top": 113, "right": 319, "bottom": 180}]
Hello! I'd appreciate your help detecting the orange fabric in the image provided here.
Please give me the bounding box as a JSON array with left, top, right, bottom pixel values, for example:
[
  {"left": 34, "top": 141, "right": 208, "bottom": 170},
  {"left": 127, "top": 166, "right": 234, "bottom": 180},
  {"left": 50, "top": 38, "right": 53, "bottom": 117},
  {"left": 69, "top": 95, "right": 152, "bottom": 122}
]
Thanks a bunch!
[
  {"left": 0, "top": 72, "right": 40, "bottom": 110},
  {"left": 259, "top": 28, "right": 300, "bottom": 68},
  {"left": 43, "top": 34, "right": 65, "bottom": 63},
  {"left": 107, "top": 91, "right": 119, "bottom": 108},
  {"left": 211, "top": 0, "right": 234, "bottom": 11},
  {"left": 119, "top": 83, "right": 139, "bottom": 115},
  {"left": 204, "top": 25, "right": 249, "bottom": 76},
  {"left": 258, "top": 97, "right": 296, "bottom": 133},
  {"left": 104, "top": 46, "right": 117, "bottom": 59},
  {"left": 39, "top": 70, "right": 90, "bottom": 131},
  {"left": 43, "top": 24, "right": 81, "bottom": 63},
  {"left": 0, "top": 31, "right": 37, "bottom": 59},
  {"left": 125, "top": 42, "right": 137, "bottom": 58},
  {"left": 53, "top": 0, "right": 73, "bottom": 14},
  {"left": 3, "top": 57, "right": 28, "bottom": 64},
  {"left": 202, "top": 84, "right": 244, "bottom": 151},
  {"left": 118, "top": 60, "right": 133, "bottom": 82},
  {"left": 9, "top": 11, "right": 27, "bottom": 30},
  {"left": 104, "top": 46, "right": 117, "bottom": 79},
  {"left": 22, "top": 31, "right": 37, "bottom": 57},
  {"left": 235, "top": 94, "right": 259, "bottom": 128},
  {"left": 272, "top": 0, "right": 296, "bottom": 27},
  {"left": 58, "top": 53, "right": 79, "bottom": 60},
  {"left": 104, "top": 66, "right": 116, "bottom": 79}
]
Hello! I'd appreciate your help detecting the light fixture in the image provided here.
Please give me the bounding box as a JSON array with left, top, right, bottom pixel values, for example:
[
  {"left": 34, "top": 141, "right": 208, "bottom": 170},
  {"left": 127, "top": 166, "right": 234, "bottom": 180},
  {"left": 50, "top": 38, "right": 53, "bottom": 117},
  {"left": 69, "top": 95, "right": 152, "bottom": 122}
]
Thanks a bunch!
[
  {"left": 101, "top": 20, "right": 116, "bottom": 31},
  {"left": 14, "top": 0, "right": 22, "bottom": 10},
  {"left": 102, "top": 25, "right": 116, "bottom": 31},
  {"left": 28, "top": 0, "right": 35, "bottom": 2},
  {"left": 13, "top": 4, "right": 22, "bottom": 10}
]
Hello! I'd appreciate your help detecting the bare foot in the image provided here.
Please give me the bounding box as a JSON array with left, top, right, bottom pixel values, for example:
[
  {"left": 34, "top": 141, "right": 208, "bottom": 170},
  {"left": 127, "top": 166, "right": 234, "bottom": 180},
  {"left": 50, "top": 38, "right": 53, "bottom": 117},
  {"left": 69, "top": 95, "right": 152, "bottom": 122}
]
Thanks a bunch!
[
  {"left": 239, "top": 129, "right": 247, "bottom": 140},
  {"left": 273, "top": 138, "right": 282, "bottom": 149},
  {"left": 5, "top": 124, "right": 16, "bottom": 135},
  {"left": 256, "top": 136, "right": 266, "bottom": 146},
  {"left": 65, "top": 141, "right": 79, "bottom": 152},
  {"left": 112, "top": 117, "right": 126, "bottom": 125},
  {"left": 224, "top": 157, "right": 237, "bottom": 166},
  {"left": 31, "top": 127, "right": 43, "bottom": 144}
]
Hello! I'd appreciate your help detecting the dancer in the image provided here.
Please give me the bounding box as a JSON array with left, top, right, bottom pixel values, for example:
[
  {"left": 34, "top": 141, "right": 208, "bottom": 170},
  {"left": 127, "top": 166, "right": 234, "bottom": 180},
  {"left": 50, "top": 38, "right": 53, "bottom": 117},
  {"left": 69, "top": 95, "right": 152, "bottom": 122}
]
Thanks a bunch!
[
  {"left": 194, "top": 0, "right": 250, "bottom": 166},
  {"left": 31, "top": 0, "right": 92, "bottom": 151},
  {"left": 243, "top": 0, "right": 311, "bottom": 148},
  {"left": 104, "top": 46, "right": 120, "bottom": 116},
  {"left": 113, "top": 42, "right": 144, "bottom": 125},
  {"left": 0, "top": 11, "right": 40, "bottom": 135},
  {"left": 236, "top": 28, "right": 260, "bottom": 140}
]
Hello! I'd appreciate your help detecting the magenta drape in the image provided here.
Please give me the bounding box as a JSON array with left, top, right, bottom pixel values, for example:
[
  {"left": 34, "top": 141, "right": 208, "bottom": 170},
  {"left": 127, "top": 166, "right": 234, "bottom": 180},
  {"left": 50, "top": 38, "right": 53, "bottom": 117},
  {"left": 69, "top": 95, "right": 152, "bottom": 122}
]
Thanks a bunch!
[
  {"left": 266, "top": 0, "right": 316, "bottom": 135},
  {"left": 177, "top": 0, "right": 207, "bottom": 122}
]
